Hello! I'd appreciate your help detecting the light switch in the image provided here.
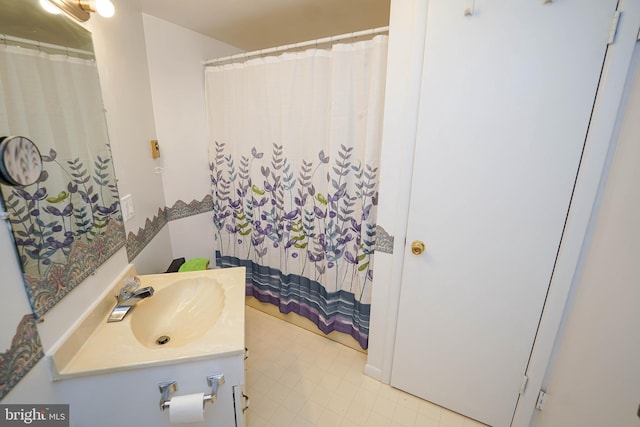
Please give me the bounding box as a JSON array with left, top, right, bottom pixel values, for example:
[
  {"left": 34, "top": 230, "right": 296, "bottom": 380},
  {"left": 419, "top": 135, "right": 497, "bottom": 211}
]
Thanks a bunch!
[{"left": 120, "top": 194, "right": 134, "bottom": 222}]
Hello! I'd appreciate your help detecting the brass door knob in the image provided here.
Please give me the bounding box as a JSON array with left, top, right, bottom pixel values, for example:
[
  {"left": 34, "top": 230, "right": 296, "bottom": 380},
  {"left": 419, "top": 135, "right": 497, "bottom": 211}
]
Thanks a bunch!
[{"left": 411, "top": 240, "right": 425, "bottom": 255}]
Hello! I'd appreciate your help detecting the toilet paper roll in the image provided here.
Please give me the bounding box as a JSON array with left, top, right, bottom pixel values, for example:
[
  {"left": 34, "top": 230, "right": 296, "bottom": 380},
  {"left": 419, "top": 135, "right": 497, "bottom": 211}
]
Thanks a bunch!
[{"left": 169, "top": 393, "right": 205, "bottom": 424}]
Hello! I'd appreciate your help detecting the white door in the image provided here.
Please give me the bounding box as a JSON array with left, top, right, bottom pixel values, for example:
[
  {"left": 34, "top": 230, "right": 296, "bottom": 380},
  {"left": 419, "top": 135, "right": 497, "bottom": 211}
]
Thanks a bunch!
[{"left": 390, "top": 1, "right": 617, "bottom": 426}]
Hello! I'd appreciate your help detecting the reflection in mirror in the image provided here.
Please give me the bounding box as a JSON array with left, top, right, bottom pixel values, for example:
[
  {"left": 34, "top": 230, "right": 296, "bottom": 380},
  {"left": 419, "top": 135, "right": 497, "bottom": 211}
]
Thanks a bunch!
[{"left": 0, "top": 0, "right": 125, "bottom": 318}]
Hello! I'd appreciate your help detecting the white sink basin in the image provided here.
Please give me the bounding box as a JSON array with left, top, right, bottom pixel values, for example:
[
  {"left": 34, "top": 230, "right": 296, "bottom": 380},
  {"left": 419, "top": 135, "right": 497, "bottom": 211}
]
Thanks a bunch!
[
  {"left": 131, "top": 276, "right": 226, "bottom": 348},
  {"left": 49, "top": 267, "right": 245, "bottom": 380}
]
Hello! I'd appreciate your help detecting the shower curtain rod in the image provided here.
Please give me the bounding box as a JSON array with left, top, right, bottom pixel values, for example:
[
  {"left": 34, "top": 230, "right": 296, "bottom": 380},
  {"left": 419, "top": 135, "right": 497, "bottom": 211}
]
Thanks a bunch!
[
  {"left": 0, "top": 34, "right": 94, "bottom": 57},
  {"left": 204, "top": 26, "right": 389, "bottom": 66}
]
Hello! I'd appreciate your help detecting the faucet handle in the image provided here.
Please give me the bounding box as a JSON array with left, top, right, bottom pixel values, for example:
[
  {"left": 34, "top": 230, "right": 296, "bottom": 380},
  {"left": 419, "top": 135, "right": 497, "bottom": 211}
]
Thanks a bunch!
[{"left": 120, "top": 276, "right": 141, "bottom": 298}]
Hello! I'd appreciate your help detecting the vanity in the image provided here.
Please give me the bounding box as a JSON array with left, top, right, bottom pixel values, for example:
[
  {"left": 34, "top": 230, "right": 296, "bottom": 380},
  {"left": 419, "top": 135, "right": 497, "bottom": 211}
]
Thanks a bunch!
[{"left": 48, "top": 266, "right": 247, "bottom": 427}]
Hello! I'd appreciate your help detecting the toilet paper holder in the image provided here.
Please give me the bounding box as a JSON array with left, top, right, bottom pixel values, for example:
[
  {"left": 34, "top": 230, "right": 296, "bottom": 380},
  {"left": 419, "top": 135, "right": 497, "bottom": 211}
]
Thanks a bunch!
[{"left": 158, "top": 374, "right": 225, "bottom": 411}]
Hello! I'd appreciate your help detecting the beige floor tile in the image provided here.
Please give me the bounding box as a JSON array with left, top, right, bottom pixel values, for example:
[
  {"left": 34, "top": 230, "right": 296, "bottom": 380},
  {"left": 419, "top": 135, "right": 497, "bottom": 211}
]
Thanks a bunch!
[
  {"left": 246, "top": 372, "right": 270, "bottom": 398},
  {"left": 246, "top": 411, "right": 275, "bottom": 427},
  {"left": 325, "top": 392, "right": 353, "bottom": 416},
  {"left": 415, "top": 412, "right": 442, "bottom": 427},
  {"left": 463, "top": 417, "right": 489, "bottom": 427},
  {"left": 316, "top": 408, "right": 343, "bottom": 427},
  {"left": 292, "top": 376, "right": 316, "bottom": 397},
  {"left": 391, "top": 405, "right": 418, "bottom": 426},
  {"left": 335, "top": 378, "right": 361, "bottom": 401},
  {"left": 359, "top": 375, "right": 384, "bottom": 393},
  {"left": 261, "top": 365, "right": 290, "bottom": 383},
  {"left": 302, "top": 364, "right": 326, "bottom": 383},
  {"left": 371, "top": 393, "right": 397, "bottom": 418},
  {"left": 280, "top": 389, "right": 307, "bottom": 412},
  {"left": 365, "top": 411, "right": 393, "bottom": 427},
  {"left": 247, "top": 394, "right": 278, "bottom": 419},
  {"left": 267, "top": 403, "right": 297, "bottom": 427},
  {"left": 290, "top": 414, "right": 315, "bottom": 427},
  {"left": 343, "top": 401, "right": 371, "bottom": 426},
  {"left": 245, "top": 306, "right": 481, "bottom": 427},
  {"left": 319, "top": 372, "right": 344, "bottom": 390},
  {"left": 279, "top": 368, "right": 302, "bottom": 389},
  {"left": 327, "top": 361, "right": 351, "bottom": 378},
  {"left": 265, "top": 381, "right": 291, "bottom": 404},
  {"left": 377, "top": 385, "right": 409, "bottom": 403},
  {"left": 417, "top": 400, "right": 443, "bottom": 422},
  {"left": 441, "top": 410, "right": 467, "bottom": 427},
  {"left": 307, "top": 385, "right": 333, "bottom": 407},
  {"left": 396, "top": 392, "right": 423, "bottom": 411},
  {"left": 352, "top": 387, "right": 377, "bottom": 409},
  {"left": 340, "top": 418, "right": 362, "bottom": 427},
  {"left": 298, "top": 400, "right": 324, "bottom": 424}
]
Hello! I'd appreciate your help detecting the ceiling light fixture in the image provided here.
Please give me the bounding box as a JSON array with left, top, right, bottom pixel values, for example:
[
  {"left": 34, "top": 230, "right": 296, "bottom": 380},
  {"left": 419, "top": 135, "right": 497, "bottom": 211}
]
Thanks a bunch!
[{"left": 44, "top": 0, "right": 115, "bottom": 22}]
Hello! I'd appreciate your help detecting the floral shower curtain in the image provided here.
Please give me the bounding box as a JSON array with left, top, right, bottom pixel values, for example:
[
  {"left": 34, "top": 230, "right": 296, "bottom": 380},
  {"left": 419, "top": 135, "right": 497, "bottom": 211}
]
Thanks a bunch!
[{"left": 205, "top": 35, "right": 387, "bottom": 349}]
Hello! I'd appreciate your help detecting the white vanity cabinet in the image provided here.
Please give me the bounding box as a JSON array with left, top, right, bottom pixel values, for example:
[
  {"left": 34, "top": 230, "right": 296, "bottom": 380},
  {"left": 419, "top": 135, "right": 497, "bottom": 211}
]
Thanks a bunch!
[
  {"left": 54, "top": 353, "right": 246, "bottom": 427},
  {"left": 48, "top": 267, "right": 248, "bottom": 427}
]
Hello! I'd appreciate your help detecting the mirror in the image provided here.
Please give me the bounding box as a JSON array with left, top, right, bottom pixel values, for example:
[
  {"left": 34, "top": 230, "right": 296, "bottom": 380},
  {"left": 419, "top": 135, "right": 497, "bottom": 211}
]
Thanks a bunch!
[{"left": 0, "top": 0, "right": 125, "bottom": 318}]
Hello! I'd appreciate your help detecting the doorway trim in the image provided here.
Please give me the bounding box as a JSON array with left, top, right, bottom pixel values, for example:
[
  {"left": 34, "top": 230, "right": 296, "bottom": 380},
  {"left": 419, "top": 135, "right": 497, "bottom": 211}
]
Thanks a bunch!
[{"left": 511, "top": 1, "right": 640, "bottom": 425}]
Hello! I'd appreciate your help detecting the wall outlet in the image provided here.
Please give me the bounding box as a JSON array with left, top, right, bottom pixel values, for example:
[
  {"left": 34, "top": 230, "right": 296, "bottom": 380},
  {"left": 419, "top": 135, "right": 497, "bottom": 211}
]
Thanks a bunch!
[{"left": 120, "top": 194, "right": 134, "bottom": 222}]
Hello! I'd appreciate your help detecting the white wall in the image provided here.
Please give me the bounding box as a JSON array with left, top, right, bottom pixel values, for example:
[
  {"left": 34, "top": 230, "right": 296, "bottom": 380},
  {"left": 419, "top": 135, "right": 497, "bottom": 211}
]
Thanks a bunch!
[
  {"left": 535, "top": 50, "right": 640, "bottom": 427},
  {"left": 142, "top": 14, "right": 242, "bottom": 263},
  {"left": 0, "top": 221, "right": 35, "bottom": 352},
  {"left": 90, "top": 0, "right": 173, "bottom": 274}
]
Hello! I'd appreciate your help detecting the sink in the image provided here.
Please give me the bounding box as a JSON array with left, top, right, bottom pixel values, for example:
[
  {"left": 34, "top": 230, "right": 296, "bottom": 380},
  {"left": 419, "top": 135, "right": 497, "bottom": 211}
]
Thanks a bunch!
[
  {"left": 48, "top": 267, "right": 246, "bottom": 380},
  {"left": 130, "top": 276, "right": 226, "bottom": 348}
]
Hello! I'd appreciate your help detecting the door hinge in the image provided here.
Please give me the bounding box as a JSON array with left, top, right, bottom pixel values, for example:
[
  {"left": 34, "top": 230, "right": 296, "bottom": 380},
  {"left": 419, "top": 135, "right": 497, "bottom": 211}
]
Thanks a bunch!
[
  {"left": 608, "top": 11, "right": 622, "bottom": 45},
  {"left": 536, "top": 390, "right": 548, "bottom": 411},
  {"left": 519, "top": 375, "right": 529, "bottom": 395}
]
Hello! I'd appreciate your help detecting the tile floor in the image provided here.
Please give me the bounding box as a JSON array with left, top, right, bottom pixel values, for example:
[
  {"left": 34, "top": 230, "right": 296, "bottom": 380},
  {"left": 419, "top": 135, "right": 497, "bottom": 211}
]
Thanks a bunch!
[{"left": 245, "top": 306, "right": 486, "bottom": 427}]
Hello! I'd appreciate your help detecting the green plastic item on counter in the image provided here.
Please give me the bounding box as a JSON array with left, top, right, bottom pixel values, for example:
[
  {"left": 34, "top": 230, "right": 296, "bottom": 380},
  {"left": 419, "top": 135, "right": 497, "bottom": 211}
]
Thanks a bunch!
[{"left": 178, "top": 258, "right": 210, "bottom": 272}]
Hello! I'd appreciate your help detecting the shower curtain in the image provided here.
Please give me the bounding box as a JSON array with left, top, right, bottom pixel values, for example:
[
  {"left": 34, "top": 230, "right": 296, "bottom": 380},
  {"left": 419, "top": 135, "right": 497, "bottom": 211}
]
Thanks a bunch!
[{"left": 205, "top": 35, "right": 387, "bottom": 349}]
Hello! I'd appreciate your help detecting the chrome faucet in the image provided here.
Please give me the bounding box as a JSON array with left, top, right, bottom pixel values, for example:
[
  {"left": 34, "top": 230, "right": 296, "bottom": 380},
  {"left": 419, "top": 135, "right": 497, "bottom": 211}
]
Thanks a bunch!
[{"left": 107, "top": 277, "right": 154, "bottom": 323}]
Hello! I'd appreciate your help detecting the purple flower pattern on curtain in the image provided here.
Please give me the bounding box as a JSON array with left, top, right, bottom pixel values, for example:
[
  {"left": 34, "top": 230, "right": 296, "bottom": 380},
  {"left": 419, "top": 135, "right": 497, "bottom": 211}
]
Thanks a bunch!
[
  {"left": 206, "top": 36, "right": 388, "bottom": 348},
  {"left": 210, "top": 142, "right": 378, "bottom": 296}
]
